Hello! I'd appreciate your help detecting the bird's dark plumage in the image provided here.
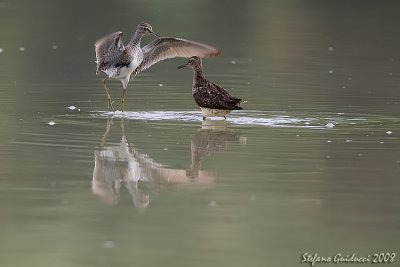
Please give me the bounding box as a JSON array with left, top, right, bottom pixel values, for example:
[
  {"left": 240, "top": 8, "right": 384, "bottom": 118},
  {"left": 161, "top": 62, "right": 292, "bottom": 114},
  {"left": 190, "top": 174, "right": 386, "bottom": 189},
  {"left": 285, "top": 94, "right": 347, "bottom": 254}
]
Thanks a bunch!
[
  {"left": 193, "top": 81, "right": 243, "bottom": 110},
  {"left": 178, "top": 56, "right": 243, "bottom": 119}
]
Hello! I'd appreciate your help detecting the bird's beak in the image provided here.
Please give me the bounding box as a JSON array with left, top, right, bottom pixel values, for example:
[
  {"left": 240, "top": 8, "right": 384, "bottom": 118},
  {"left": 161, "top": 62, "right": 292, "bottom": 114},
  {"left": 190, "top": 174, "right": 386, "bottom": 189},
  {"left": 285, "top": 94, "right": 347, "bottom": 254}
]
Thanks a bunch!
[
  {"left": 151, "top": 31, "right": 160, "bottom": 38},
  {"left": 177, "top": 63, "right": 188, "bottom": 69}
]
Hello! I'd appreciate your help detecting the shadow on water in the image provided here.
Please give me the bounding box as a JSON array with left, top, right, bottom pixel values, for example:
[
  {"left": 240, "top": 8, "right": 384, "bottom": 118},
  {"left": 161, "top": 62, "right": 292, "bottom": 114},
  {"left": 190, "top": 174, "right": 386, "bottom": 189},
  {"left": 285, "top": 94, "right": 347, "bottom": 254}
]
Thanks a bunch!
[{"left": 92, "top": 118, "right": 245, "bottom": 209}]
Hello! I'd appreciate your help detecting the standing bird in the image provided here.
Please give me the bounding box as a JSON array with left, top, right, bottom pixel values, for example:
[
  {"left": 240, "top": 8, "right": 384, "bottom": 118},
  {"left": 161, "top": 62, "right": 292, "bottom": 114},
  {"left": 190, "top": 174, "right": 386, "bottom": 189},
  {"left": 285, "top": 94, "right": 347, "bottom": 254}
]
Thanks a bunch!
[
  {"left": 178, "top": 56, "right": 243, "bottom": 120},
  {"left": 95, "top": 22, "right": 221, "bottom": 111}
]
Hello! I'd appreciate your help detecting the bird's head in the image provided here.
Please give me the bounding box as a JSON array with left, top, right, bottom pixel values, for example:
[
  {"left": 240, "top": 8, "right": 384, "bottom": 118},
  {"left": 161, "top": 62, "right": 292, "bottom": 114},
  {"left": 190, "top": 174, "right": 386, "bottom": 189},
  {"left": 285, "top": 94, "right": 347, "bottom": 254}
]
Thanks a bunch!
[
  {"left": 177, "top": 56, "right": 202, "bottom": 69},
  {"left": 137, "top": 22, "right": 160, "bottom": 38}
]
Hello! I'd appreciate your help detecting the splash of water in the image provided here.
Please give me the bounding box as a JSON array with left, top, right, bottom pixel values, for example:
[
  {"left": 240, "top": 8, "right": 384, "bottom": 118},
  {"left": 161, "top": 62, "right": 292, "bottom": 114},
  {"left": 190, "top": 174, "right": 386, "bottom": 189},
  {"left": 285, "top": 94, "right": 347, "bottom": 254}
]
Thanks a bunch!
[{"left": 95, "top": 110, "right": 323, "bottom": 128}]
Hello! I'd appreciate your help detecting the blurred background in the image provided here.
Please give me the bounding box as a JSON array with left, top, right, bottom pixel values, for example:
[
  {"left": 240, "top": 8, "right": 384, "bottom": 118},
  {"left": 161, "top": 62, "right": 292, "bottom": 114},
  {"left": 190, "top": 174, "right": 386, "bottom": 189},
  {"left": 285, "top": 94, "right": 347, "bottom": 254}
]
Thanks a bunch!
[{"left": 0, "top": 0, "right": 399, "bottom": 266}]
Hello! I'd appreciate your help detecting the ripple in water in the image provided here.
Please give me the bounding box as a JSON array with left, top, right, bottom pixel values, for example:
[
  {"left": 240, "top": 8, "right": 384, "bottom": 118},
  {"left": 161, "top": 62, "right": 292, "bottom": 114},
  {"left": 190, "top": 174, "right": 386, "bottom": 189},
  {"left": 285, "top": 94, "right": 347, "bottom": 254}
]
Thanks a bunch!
[{"left": 95, "top": 110, "right": 324, "bottom": 128}]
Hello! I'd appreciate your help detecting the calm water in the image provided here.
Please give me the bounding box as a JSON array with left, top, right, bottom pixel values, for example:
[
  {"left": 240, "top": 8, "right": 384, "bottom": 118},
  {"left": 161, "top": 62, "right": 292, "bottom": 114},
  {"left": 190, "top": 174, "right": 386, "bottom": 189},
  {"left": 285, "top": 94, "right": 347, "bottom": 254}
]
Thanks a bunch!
[{"left": 1, "top": 0, "right": 399, "bottom": 266}]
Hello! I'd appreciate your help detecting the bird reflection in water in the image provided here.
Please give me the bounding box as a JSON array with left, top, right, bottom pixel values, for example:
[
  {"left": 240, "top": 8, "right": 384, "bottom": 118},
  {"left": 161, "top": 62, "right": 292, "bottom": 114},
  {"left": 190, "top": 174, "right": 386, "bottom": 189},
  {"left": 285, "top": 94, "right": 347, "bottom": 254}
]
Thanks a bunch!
[
  {"left": 187, "top": 120, "right": 245, "bottom": 178},
  {"left": 92, "top": 119, "right": 245, "bottom": 208}
]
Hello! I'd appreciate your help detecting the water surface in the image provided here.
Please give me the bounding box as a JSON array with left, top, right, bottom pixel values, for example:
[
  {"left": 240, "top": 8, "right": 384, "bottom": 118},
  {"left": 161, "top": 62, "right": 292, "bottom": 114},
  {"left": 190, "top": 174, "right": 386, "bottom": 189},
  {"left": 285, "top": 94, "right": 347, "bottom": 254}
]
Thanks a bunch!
[{"left": 0, "top": 0, "right": 399, "bottom": 267}]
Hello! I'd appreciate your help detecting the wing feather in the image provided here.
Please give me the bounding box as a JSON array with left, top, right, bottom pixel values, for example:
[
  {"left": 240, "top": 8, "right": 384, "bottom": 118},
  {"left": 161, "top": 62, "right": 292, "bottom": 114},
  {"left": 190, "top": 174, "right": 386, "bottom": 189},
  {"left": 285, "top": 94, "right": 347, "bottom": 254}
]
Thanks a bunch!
[
  {"left": 94, "top": 31, "right": 124, "bottom": 74},
  {"left": 138, "top": 37, "right": 221, "bottom": 73}
]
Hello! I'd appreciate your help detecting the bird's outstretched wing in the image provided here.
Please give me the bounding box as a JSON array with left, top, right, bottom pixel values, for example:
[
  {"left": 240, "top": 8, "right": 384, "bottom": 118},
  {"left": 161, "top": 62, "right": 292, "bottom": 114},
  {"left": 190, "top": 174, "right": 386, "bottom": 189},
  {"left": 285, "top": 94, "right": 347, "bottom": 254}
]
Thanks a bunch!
[
  {"left": 95, "top": 31, "right": 124, "bottom": 75},
  {"left": 137, "top": 37, "right": 221, "bottom": 74}
]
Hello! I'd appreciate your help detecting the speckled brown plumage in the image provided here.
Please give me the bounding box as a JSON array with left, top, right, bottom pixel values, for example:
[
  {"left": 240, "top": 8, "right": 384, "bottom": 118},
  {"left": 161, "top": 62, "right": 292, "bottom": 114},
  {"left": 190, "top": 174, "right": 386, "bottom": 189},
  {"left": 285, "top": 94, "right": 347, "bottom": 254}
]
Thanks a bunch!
[{"left": 178, "top": 56, "right": 243, "bottom": 120}]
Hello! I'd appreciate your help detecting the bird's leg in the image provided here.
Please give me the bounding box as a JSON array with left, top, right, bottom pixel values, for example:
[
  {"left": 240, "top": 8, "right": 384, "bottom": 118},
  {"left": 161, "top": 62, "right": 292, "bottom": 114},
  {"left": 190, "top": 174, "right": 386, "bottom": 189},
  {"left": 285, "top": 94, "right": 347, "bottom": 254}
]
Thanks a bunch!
[
  {"left": 120, "top": 74, "right": 132, "bottom": 112},
  {"left": 224, "top": 116, "right": 227, "bottom": 120},
  {"left": 102, "top": 77, "right": 115, "bottom": 111},
  {"left": 202, "top": 116, "right": 206, "bottom": 121},
  {"left": 121, "top": 88, "right": 126, "bottom": 112},
  {"left": 100, "top": 118, "right": 113, "bottom": 146},
  {"left": 120, "top": 117, "right": 126, "bottom": 137}
]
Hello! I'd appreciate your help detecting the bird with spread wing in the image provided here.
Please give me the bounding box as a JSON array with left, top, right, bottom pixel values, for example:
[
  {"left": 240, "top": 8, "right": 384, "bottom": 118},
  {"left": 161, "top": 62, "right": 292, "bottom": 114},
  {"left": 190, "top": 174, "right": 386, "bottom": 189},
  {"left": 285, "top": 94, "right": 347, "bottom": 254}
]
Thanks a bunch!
[{"left": 95, "top": 22, "right": 221, "bottom": 111}]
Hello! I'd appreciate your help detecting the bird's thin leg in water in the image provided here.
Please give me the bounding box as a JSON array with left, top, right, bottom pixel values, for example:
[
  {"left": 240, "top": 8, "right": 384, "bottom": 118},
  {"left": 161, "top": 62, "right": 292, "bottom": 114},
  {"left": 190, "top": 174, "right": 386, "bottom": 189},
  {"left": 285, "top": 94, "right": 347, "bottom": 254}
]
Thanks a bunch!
[
  {"left": 102, "top": 78, "right": 115, "bottom": 111},
  {"left": 121, "top": 88, "right": 126, "bottom": 112},
  {"left": 120, "top": 117, "right": 126, "bottom": 137},
  {"left": 100, "top": 118, "right": 113, "bottom": 146}
]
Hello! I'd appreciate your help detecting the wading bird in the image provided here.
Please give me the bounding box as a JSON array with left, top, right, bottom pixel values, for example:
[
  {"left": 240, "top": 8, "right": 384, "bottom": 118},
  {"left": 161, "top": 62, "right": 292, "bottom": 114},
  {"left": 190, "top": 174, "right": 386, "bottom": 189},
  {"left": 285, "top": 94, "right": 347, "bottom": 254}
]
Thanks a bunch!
[
  {"left": 95, "top": 22, "right": 221, "bottom": 111},
  {"left": 178, "top": 56, "right": 243, "bottom": 120}
]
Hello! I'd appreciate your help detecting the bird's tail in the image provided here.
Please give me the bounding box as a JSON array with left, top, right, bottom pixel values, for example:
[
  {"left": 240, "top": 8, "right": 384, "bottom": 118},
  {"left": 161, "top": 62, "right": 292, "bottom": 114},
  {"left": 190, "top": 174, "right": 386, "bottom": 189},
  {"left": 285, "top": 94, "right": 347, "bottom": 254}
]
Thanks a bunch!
[{"left": 234, "top": 99, "right": 247, "bottom": 110}]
